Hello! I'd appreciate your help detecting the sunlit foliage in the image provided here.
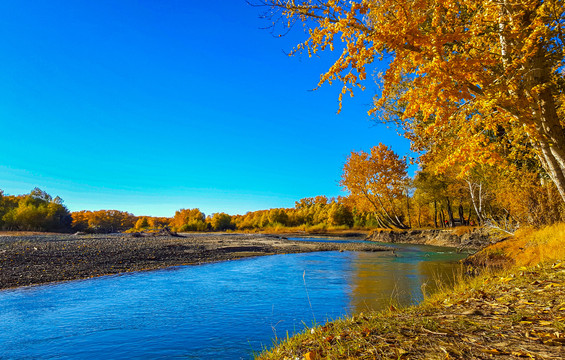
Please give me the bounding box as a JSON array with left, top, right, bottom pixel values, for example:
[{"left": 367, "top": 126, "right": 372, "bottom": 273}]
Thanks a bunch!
[
  {"left": 71, "top": 209, "right": 136, "bottom": 233},
  {"left": 341, "top": 144, "right": 409, "bottom": 229},
  {"left": 411, "top": 164, "right": 564, "bottom": 231},
  {"left": 0, "top": 188, "right": 72, "bottom": 232},
  {"left": 135, "top": 217, "right": 150, "bottom": 230},
  {"left": 171, "top": 208, "right": 208, "bottom": 232},
  {"left": 210, "top": 212, "right": 235, "bottom": 231},
  {"left": 259, "top": 0, "right": 565, "bottom": 206}
]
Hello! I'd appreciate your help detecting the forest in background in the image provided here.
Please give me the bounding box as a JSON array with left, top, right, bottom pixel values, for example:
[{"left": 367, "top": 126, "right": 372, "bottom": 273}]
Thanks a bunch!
[{"left": 2, "top": 143, "right": 562, "bottom": 235}]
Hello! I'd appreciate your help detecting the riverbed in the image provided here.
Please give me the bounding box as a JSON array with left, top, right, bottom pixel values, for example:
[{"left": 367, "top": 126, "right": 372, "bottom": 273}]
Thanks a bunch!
[{"left": 0, "top": 238, "right": 467, "bottom": 359}]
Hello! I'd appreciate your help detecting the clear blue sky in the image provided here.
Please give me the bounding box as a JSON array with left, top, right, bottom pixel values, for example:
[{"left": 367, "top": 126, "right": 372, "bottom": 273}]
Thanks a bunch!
[{"left": 0, "top": 0, "right": 412, "bottom": 217}]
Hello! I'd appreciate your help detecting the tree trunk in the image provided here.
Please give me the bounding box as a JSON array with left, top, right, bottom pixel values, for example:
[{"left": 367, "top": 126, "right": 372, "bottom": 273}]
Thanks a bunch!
[
  {"left": 446, "top": 197, "right": 455, "bottom": 227},
  {"left": 458, "top": 201, "right": 465, "bottom": 226},
  {"left": 433, "top": 201, "right": 438, "bottom": 228},
  {"left": 527, "top": 49, "right": 565, "bottom": 205},
  {"left": 467, "top": 180, "right": 484, "bottom": 225},
  {"left": 406, "top": 192, "right": 411, "bottom": 229},
  {"left": 363, "top": 190, "right": 408, "bottom": 229},
  {"left": 466, "top": 206, "right": 473, "bottom": 225},
  {"left": 497, "top": 10, "right": 565, "bottom": 206},
  {"left": 536, "top": 138, "right": 565, "bottom": 203},
  {"left": 375, "top": 213, "right": 392, "bottom": 229}
]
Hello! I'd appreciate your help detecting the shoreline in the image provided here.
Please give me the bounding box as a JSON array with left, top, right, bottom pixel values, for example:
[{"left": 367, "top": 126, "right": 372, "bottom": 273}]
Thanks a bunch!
[
  {"left": 257, "top": 224, "right": 565, "bottom": 359},
  {"left": 366, "top": 227, "right": 498, "bottom": 250},
  {"left": 257, "top": 259, "right": 565, "bottom": 359},
  {"left": 0, "top": 232, "right": 388, "bottom": 291}
]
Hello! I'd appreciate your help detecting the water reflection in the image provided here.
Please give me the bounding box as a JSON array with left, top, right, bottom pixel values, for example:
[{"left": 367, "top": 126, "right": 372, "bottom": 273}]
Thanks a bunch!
[{"left": 348, "top": 247, "right": 466, "bottom": 312}]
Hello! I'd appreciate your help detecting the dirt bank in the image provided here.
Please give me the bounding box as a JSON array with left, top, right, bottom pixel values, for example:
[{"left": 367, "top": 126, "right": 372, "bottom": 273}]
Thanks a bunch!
[
  {"left": 367, "top": 227, "right": 498, "bottom": 250},
  {"left": 0, "top": 232, "right": 389, "bottom": 290}
]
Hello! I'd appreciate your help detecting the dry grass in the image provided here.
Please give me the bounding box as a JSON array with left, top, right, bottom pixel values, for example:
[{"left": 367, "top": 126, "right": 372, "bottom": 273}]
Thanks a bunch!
[
  {"left": 0, "top": 231, "right": 69, "bottom": 237},
  {"left": 468, "top": 223, "right": 565, "bottom": 268},
  {"left": 451, "top": 225, "right": 478, "bottom": 236},
  {"left": 512, "top": 223, "right": 565, "bottom": 266}
]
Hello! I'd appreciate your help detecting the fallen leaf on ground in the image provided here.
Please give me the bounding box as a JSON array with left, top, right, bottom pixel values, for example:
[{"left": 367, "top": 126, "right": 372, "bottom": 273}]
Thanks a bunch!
[{"left": 304, "top": 351, "right": 317, "bottom": 360}]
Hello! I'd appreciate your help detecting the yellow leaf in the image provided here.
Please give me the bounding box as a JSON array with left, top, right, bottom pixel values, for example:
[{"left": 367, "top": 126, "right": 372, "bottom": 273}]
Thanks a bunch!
[
  {"left": 304, "top": 351, "right": 317, "bottom": 360},
  {"left": 511, "top": 351, "right": 533, "bottom": 358},
  {"left": 482, "top": 348, "right": 501, "bottom": 354},
  {"left": 544, "top": 283, "right": 560, "bottom": 289}
]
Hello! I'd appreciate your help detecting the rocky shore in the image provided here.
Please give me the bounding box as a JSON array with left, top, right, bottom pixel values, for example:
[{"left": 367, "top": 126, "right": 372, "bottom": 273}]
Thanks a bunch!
[
  {"left": 366, "top": 227, "right": 498, "bottom": 250},
  {"left": 0, "top": 232, "right": 389, "bottom": 290}
]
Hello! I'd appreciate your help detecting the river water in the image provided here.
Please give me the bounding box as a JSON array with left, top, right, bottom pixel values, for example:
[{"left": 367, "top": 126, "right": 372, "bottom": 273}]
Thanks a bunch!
[{"left": 0, "top": 238, "right": 466, "bottom": 359}]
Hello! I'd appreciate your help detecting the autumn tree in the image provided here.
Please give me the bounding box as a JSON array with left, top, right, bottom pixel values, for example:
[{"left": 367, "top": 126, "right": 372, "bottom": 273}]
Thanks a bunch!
[
  {"left": 492, "top": 166, "right": 564, "bottom": 228},
  {"left": 259, "top": 0, "right": 565, "bottom": 205},
  {"left": 341, "top": 144, "right": 409, "bottom": 229},
  {"left": 0, "top": 188, "right": 72, "bottom": 231},
  {"left": 171, "top": 208, "right": 207, "bottom": 232},
  {"left": 210, "top": 212, "right": 234, "bottom": 231},
  {"left": 327, "top": 202, "right": 354, "bottom": 227},
  {"left": 147, "top": 217, "right": 172, "bottom": 229},
  {"left": 267, "top": 208, "right": 289, "bottom": 226},
  {"left": 135, "top": 217, "right": 150, "bottom": 230},
  {"left": 71, "top": 210, "right": 136, "bottom": 233},
  {"left": 414, "top": 169, "right": 477, "bottom": 227},
  {"left": 71, "top": 210, "right": 89, "bottom": 232}
]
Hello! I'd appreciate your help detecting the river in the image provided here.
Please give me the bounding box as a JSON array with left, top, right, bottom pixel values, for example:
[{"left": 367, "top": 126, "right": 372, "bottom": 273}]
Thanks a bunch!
[{"left": 0, "top": 238, "right": 467, "bottom": 359}]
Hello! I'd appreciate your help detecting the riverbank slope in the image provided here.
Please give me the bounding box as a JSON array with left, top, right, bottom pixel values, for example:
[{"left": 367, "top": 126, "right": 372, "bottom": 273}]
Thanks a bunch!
[
  {"left": 367, "top": 227, "right": 498, "bottom": 250},
  {"left": 0, "top": 232, "right": 388, "bottom": 290}
]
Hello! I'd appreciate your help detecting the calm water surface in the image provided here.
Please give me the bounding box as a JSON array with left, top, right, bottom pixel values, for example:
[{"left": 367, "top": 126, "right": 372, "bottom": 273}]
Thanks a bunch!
[{"left": 0, "top": 238, "right": 466, "bottom": 359}]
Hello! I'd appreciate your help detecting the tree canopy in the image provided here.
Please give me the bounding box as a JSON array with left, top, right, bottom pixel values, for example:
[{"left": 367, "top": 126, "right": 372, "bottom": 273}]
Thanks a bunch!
[
  {"left": 260, "top": 0, "right": 565, "bottom": 204},
  {"left": 0, "top": 188, "right": 72, "bottom": 231},
  {"left": 341, "top": 144, "right": 409, "bottom": 228}
]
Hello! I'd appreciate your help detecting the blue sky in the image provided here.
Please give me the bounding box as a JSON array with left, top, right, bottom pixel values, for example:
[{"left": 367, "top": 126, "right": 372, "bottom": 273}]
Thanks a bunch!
[{"left": 0, "top": 1, "right": 412, "bottom": 217}]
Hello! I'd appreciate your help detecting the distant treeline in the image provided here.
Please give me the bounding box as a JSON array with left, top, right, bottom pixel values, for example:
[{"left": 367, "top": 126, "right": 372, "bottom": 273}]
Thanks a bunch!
[
  {"left": 2, "top": 148, "right": 563, "bottom": 234},
  {"left": 69, "top": 196, "right": 367, "bottom": 234}
]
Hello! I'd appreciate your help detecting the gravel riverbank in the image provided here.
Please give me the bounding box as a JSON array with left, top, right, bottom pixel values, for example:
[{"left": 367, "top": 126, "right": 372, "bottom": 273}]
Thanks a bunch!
[{"left": 0, "top": 232, "right": 389, "bottom": 290}]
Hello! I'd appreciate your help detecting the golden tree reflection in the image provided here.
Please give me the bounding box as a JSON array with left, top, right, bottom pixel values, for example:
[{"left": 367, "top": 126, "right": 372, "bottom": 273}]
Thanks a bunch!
[{"left": 348, "top": 251, "right": 464, "bottom": 312}]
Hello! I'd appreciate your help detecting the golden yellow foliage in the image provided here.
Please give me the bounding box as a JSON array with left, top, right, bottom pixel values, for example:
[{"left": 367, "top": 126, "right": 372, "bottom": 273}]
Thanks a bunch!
[
  {"left": 71, "top": 210, "right": 136, "bottom": 233},
  {"left": 263, "top": 0, "right": 565, "bottom": 204},
  {"left": 474, "top": 223, "right": 565, "bottom": 267},
  {"left": 341, "top": 143, "right": 409, "bottom": 228}
]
